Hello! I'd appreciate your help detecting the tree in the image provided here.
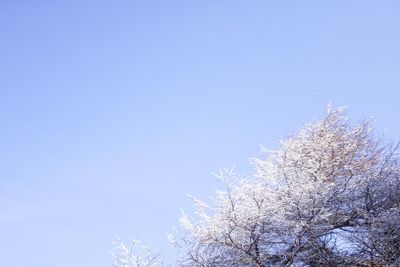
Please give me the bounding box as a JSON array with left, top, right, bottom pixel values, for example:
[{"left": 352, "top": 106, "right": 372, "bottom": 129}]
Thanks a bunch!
[
  {"left": 115, "top": 106, "right": 400, "bottom": 266},
  {"left": 111, "top": 237, "right": 163, "bottom": 267}
]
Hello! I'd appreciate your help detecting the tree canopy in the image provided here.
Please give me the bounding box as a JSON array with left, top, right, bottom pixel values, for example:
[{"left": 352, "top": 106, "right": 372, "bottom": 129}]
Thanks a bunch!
[{"left": 114, "top": 106, "right": 400, "bottom": 267}]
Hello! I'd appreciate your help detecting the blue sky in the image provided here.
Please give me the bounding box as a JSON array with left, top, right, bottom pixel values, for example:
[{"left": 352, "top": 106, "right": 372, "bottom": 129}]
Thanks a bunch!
[{"left": 1, "top": 1, "right": 400, "bottom": 266}]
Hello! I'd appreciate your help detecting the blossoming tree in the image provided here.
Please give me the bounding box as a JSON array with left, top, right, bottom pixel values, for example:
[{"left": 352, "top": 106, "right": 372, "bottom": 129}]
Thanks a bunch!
[{"left": 114, "top": 106, "right": 400, "bottom": 267}]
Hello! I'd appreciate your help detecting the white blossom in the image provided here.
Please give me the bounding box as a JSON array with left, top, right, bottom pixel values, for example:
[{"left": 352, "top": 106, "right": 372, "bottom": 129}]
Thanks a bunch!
[
  {"left": 174, "top": 106, "right": 400, "bottom": 266},
  {"left": 114, "top": 106, "right": 400, "bottom": 266}
]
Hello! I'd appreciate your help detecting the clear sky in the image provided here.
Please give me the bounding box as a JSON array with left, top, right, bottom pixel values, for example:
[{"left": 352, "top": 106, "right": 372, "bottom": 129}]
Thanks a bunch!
[{"left": 1, "top": 1, "right": 400, "bottom": 266}]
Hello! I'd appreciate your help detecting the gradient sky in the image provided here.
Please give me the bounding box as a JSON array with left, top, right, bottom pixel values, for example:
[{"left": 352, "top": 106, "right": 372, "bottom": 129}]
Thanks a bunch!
[{"left": 1, "top": 1, "right": 400, "bottom": 266}]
